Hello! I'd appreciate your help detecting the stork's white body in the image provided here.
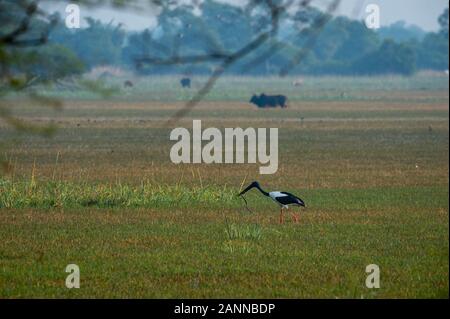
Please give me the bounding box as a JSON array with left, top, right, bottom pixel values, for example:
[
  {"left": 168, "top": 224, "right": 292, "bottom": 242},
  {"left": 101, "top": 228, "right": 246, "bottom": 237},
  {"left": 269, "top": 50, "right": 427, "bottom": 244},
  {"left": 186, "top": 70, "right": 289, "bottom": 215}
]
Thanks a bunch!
[{"left": 269, "top": 191, "right": 289, "bottom": 208}]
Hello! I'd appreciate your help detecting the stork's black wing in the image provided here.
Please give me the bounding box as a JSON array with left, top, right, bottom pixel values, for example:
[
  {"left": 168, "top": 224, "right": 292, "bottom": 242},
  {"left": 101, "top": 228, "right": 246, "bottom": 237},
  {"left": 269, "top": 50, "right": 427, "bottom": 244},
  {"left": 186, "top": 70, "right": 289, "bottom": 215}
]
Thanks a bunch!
[{"left": 279, "top": 192, "right": 305, "bottom": 207}]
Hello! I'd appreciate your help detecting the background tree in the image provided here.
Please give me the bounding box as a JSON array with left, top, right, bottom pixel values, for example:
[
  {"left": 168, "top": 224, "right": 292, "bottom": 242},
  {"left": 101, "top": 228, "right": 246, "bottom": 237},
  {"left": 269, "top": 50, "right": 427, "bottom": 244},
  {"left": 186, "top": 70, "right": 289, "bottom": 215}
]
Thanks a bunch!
[
  {"left": 353, "top": 39, "right": 416, "bottom": 75},
  {"left": 438, "top": 8, "right": 449, "bottom": 37},
  {"left": 416, "top": 7, "right": 449, "bottom": 71},
  {"left": 377, "top": 21, "right": 426, "bottom": 42}
]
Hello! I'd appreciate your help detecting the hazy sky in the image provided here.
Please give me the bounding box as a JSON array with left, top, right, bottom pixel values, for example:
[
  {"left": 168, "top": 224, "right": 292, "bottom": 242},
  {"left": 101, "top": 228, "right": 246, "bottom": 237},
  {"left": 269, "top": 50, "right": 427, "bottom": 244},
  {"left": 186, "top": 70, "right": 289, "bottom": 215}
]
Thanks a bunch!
[
  {"left": 335, "top": 0, "right": 448, "bottom": 30},
  {"left": 44, "top": 0, "right": 448, "bottom": 31}
]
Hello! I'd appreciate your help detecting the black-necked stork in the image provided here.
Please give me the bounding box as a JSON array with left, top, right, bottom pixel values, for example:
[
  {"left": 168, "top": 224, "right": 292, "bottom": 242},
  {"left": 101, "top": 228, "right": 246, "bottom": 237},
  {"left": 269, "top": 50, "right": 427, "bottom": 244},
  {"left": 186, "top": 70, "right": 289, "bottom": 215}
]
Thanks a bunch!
[{"left": 238, "top": 181, "right": 306, "bottom": 224}]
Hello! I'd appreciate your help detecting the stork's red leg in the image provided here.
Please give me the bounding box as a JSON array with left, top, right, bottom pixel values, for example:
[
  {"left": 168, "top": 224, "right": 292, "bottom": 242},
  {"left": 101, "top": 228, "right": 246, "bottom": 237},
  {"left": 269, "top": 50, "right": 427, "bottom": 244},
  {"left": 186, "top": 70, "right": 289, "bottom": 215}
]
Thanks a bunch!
[{"left": 279, "top": 208, "right": 284, "bottom": 224}]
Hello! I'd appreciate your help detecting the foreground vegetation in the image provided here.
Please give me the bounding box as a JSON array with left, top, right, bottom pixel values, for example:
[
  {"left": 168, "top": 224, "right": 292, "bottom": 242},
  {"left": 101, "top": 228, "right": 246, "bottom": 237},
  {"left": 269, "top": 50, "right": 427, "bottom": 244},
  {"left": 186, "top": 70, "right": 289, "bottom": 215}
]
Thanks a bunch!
[
  {"left": 1, "top": 198, "right": 447, "bottom": 298},
  {"left": 0, "top": 76, "right": 448, "bottom": 298}
]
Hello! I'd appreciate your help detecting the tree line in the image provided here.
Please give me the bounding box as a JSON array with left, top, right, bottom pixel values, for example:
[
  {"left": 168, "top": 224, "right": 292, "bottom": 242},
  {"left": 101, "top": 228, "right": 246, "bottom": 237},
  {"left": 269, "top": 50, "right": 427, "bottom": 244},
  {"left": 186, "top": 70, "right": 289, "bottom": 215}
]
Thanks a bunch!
[{"left": 2, "top": 1, "right": 449, "bottom": 81}]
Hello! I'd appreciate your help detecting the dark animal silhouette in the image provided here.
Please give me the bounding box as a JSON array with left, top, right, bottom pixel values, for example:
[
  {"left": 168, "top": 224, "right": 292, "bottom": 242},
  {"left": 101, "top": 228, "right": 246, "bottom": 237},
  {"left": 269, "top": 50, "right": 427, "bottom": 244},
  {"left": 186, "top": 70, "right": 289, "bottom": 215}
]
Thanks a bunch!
[
  {"left": 124, "top": 80, "right": 134, "bottom": 88},
  {"left": 180, "top": 77, "right": 191, "bottom": 88},
  {"left": 249, "top": 94, "right": 287, "bottom": 108}
]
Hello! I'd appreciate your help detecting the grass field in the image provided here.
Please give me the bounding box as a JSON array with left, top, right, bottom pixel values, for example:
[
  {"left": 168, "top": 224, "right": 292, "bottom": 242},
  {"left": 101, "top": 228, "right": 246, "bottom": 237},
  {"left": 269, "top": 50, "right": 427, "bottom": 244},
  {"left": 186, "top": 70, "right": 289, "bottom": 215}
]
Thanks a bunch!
[{"left": 0, "top": 75, "right": 448, "bottom": 298}]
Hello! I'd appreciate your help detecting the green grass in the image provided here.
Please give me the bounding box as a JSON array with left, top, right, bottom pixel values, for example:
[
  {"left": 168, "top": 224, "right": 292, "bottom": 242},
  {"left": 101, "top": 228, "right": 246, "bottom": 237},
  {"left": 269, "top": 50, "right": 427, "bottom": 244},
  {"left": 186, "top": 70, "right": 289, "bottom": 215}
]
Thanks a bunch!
[
  {"left": 0, "top": 180, "right": 447, "bottom": 298},
  {"left": 0, "top": 198, "right": 447, "bottom": 298},
  {"left": 0, "top": 180, "right": 237, "bottom": 209},
  {"left": 0, "top": 179, "right": 447, "bottom": 211},
  {"left": 0, "top": 75, "right": 448, "bottom": 298}
]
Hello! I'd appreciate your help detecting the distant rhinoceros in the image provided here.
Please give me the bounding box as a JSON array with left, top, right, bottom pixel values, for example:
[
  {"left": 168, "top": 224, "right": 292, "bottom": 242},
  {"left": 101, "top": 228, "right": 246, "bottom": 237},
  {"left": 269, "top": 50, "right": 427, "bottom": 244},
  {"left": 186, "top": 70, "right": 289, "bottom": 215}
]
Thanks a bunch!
[
  {"left": 124, "top": 80, "right": 134, "bottom": 88},
  {"left": 250, "top": 93, "right": 287, "bottom": 108},
  {"left": 180, "top": 77, "right": 191, "bottom": 88}
]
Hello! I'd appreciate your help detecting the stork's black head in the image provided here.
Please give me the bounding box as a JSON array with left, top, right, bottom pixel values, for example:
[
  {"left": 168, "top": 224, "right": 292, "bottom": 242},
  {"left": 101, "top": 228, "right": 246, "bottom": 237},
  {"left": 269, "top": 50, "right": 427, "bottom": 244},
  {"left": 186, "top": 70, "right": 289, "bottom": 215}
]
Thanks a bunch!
[{"left": 239, "top": 181, "right": 260, "bottom": 196}]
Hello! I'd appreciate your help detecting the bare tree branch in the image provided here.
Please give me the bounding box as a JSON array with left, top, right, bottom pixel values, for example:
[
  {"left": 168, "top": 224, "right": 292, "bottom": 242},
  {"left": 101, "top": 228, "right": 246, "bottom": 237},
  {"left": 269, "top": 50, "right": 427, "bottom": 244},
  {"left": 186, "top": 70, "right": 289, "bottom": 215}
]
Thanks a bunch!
[
  {"left": 279, "top": 0, "right": 340, "bottom": 76},
  {"left": 133, "top": 0, "right": 341, "bottom": 125},
  {"left": 0, "top": 0, "right": 57, "bottom": 47}
]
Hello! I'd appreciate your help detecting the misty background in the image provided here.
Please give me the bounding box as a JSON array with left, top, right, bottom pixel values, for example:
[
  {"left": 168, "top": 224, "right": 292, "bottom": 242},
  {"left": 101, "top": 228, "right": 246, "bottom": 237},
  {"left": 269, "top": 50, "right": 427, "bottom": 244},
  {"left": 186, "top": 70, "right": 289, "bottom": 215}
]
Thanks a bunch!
[
  {"left": 1, "top": 0, "right": 449, "bottom": 82},
  {"left": 43, "top": 0, "right": 448, "bottom": 31}
]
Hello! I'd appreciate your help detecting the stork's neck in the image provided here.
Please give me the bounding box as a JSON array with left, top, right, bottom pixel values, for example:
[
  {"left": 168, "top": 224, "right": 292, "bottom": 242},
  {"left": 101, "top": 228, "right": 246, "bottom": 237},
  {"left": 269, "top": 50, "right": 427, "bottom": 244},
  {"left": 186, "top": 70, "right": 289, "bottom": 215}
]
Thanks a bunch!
[{"left": 255, "top": 184, "right": 269, "bottom": 197}]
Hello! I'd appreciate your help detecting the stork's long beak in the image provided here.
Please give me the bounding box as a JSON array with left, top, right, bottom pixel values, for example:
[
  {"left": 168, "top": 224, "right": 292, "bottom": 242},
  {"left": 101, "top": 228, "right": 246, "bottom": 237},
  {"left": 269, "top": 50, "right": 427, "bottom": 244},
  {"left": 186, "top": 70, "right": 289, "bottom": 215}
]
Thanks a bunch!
[{"left": 238, "top": 183, "right": 256, "bottom": 196}]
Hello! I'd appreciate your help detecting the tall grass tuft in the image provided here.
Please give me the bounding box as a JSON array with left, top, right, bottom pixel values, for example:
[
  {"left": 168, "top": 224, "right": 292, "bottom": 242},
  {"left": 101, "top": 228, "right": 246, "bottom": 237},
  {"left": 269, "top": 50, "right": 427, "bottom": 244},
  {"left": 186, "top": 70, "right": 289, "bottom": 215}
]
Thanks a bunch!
[{"left": 225, "top": 222, "right": 262, "bottom": 241}]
